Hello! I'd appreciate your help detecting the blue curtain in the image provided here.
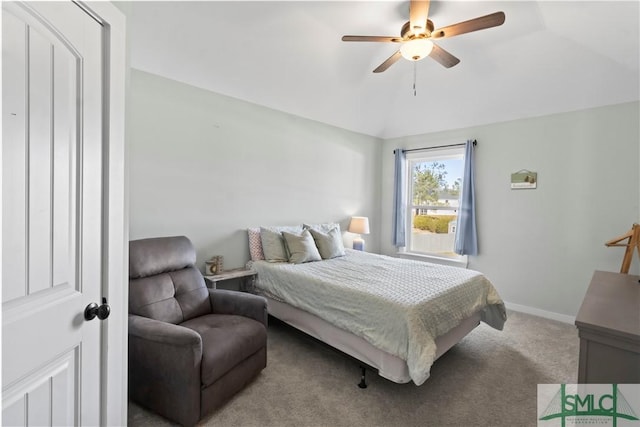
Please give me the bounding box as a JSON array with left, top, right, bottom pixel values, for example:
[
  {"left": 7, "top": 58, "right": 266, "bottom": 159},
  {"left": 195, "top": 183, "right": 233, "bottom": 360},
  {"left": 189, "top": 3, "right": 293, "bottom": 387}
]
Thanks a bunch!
[
  {"left": 392, "top": 149, "right": 407, "bottom": 247},
  {"left": 454, "top": 140, "right": 478, "bottom": 255}
]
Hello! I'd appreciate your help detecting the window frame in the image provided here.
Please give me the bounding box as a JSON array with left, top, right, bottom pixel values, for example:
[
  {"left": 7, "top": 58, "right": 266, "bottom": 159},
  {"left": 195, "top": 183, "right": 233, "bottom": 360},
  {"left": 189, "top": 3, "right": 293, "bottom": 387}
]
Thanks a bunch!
[{"left": 401, "top": 146, "right": 467, "bottom": 265}]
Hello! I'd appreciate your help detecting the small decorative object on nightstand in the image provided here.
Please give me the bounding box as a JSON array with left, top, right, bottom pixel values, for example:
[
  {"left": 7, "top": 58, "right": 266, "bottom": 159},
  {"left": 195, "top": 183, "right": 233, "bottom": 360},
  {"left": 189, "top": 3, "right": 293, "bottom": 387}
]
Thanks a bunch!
[
  {"left": 348, "top": 216, "right": 370, "bottom": 251},
  {"left": 205, "top": 255, "right": 224, "bottom": 275},
  {"left": 204, "top": 268, "right": 257, "bottom": 293}
]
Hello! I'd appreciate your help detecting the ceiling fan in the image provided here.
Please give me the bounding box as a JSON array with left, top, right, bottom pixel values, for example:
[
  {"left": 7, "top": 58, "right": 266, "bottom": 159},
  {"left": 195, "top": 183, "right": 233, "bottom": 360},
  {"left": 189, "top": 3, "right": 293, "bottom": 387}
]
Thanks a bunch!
[{"left": 341, "top": 0, "right": 505, "bottom": 73}]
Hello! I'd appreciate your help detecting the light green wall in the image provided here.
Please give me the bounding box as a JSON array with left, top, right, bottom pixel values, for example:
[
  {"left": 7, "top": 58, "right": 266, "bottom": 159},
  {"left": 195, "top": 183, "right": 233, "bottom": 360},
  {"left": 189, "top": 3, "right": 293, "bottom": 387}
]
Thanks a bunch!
[
  {"left": 128, "top": 69, "right": 382, "bottom": 270},
  {"left": 128, "top": 67, "right": 639, "bottom": 318},
  {"left": 381, "top": 101, "right": 640, "bottom": 318}
]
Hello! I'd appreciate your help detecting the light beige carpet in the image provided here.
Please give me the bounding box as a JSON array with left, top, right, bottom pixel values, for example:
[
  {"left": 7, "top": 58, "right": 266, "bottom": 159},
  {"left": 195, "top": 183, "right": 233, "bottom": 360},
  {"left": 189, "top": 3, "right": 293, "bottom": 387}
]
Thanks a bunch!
[{"left": 128, "top": 310, "right": 578, "bottom": 427}]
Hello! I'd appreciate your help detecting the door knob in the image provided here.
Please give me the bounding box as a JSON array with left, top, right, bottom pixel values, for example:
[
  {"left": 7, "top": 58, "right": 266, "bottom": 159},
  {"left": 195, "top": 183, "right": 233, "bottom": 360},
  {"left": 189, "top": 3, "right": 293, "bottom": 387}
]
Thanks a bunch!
[{"left": 85, "top": 297, "right": 111, "bottom": 321}]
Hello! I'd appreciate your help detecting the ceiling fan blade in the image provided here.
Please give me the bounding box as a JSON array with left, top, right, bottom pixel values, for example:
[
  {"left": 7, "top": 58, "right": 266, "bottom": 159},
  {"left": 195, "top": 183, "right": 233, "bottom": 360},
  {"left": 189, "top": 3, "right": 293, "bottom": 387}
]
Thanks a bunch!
[
  {"left": 373, "top": 51, "right": 402, "bottom": 73},
  {"left": 342, "top": 35, "right": 402, "bottom": 43},
  {"left": 409, "top": 0, "right": 430, "bottom": 35},
  {"left": 429, "top": 44, "right": 460, "bottom": 68},
  {"left": 431, "top": 11, "right": 505, "bottom": 39}
]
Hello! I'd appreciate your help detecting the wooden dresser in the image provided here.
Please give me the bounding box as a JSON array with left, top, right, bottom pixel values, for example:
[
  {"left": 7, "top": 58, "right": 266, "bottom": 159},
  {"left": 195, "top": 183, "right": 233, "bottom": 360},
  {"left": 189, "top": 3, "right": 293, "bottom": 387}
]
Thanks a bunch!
[{"left": 575, "top": 270, "right": 640, "bottom": 383}]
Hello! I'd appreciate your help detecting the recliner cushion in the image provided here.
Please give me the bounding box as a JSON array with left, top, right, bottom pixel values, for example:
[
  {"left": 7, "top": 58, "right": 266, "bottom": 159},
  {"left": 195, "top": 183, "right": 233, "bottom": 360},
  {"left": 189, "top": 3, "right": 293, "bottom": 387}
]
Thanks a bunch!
[
  {"left": 129, "top": 235, "right": 212, "bottom": 324},
  {"left": 170, "top": 267, "right": 211, "bottom": 321},
  {"left": 130, "top": 236, "right": 196, "bottom": 279},
  {"left": 180, "top": 314, "right": 267, "bottom": 387},
  {"left": 129, "top": 273, "right": 183, "bottom": 324},
  {"left": 129, "top": 266, "right": 211, "bottom": 324}
]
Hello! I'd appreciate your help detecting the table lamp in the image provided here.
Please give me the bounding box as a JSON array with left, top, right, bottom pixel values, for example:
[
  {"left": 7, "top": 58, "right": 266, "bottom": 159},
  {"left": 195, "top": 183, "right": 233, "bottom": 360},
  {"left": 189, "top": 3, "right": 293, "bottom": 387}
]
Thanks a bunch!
[{"left": 348, "top": 216, "right": 370, "bottom": 251}]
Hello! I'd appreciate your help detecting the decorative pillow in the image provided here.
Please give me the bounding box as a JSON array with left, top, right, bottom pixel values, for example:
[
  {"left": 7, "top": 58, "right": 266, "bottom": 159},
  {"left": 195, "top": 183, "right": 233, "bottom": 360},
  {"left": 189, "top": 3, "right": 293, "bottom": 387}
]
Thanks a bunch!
[
  {"left": 282, "top": 230, "right": 322, "bottom": 264},
  {"left": 260, "top": 225, "right": 303, "bottom": 262},
  {"left": 247, "top": 228, "right": 265, "bottom": 261},
  {"left": 309, "top": 227, "right": 346, "bottom": 259},
  {"left": 303, "top": 222, "right": 341, "bottom": 234}
]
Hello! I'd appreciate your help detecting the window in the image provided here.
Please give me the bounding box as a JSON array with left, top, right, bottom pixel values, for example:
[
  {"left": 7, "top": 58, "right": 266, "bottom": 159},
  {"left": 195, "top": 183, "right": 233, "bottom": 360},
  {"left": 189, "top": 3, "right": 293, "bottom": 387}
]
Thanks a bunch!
[{"left": 405, "top": 146, "right": 465, "bottom": 259}]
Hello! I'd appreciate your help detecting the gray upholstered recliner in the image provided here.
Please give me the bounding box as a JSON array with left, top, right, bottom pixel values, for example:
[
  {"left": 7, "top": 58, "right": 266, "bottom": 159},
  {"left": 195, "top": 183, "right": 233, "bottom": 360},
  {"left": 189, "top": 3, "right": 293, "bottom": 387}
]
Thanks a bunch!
[{"left": 128, "top": 236, "right": 267, "bottom": 426}]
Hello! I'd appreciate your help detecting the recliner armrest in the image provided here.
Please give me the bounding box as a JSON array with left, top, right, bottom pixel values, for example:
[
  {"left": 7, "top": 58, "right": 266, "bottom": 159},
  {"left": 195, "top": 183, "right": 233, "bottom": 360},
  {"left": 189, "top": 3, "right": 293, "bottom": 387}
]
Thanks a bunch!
[
  {"left": 128, "top": 314, "right": 203, "bottom": 426},
  {"left": 209, "top": 289, "right": 268, "bottom": 327},
  {"left": 129, "top": 314, "right": 202, "bottom": 349}
]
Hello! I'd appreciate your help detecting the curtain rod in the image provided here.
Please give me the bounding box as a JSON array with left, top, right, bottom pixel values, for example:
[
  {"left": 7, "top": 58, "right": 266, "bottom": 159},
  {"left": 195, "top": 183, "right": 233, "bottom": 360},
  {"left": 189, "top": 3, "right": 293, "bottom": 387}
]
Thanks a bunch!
[{"left": 393, "top": 140, "right": 476, "bottom": 154}]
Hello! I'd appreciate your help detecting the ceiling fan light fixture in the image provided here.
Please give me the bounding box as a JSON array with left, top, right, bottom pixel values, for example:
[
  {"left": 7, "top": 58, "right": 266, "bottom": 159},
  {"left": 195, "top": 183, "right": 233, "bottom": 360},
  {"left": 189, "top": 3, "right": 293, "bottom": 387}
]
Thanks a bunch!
[{"left": 400, "top": 38, "right": 434, "bottom": 61}]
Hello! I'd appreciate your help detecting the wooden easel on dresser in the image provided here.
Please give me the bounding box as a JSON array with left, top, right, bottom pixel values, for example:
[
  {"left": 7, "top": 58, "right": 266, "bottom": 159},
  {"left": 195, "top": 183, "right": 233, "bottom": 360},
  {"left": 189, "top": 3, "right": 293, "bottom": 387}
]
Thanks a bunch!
[{"left": 605, "top": 223, "right": 640, "bottom": 274}]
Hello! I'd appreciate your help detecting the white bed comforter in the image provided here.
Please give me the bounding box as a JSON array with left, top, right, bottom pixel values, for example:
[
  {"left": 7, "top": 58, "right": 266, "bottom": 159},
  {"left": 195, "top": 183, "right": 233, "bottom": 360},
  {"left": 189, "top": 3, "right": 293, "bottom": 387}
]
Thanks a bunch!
[{"left": 250, "top": 249, "right": 506, "bottom": 385}]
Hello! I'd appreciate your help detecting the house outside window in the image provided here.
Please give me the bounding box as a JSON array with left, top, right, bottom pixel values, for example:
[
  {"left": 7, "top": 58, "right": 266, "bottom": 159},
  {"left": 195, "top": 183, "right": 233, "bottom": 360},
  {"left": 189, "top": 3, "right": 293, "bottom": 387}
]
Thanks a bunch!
[{"left": 405, "top": 146, "right": 465, "bottom": 260}]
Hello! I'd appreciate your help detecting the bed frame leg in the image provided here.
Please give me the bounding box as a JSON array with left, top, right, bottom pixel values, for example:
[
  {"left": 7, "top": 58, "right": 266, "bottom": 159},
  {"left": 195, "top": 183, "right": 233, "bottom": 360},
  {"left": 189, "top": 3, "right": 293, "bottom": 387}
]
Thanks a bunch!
[{"left": 358, "top": 366, "right": 367, "bottom": 389}]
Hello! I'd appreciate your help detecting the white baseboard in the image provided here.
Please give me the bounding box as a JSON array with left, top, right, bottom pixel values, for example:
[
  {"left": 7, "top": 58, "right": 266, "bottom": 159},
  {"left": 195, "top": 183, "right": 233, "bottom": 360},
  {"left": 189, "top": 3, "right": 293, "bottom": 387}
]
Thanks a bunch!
[{"left": 504, "top": 301, "right": 575, "bottom": 325}]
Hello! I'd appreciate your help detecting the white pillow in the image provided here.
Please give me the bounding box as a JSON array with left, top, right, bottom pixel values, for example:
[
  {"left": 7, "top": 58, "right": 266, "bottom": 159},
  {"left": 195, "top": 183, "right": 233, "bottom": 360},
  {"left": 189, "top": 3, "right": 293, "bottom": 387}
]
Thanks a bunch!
[
  {"left": 260, "top": 225, "right": 303, "bottom": 262},
  {"left": 303, "top": 222, "right": 341, "bottom": 234},
  {"left": 282, "top": 230, "right": 322, "bottom": 264},
  {"left": 309, "top": 227, "right": 345, "bottom": 259}
]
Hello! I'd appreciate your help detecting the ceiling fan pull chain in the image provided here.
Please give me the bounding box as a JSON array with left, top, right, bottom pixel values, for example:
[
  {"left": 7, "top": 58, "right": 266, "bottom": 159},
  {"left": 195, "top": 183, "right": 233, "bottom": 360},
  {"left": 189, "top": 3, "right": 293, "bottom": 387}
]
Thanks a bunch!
[{"left": 413, "top": 62, "right": 417, "bottom": 96}]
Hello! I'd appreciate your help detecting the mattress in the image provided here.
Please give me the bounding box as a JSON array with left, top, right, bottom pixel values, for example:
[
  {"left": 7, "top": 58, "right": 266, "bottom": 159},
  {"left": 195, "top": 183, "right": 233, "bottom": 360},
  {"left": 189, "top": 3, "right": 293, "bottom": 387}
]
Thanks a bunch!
[{"left": 249, "top": 249, "right": 506, "bottom": 385}]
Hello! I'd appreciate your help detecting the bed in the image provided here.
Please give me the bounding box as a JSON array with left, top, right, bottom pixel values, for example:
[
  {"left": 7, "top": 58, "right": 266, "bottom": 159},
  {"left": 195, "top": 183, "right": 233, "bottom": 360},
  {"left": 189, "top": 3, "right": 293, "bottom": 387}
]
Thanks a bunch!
[{"left": 247, "top": 229, "right": 506, "bottom": 386}]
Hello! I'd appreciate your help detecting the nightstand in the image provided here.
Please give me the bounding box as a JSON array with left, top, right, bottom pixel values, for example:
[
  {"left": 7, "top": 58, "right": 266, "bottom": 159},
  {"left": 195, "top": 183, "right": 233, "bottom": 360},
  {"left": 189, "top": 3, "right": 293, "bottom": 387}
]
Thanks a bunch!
[{"left": 203, "top": 268, "right": 257, "bottom": 293}]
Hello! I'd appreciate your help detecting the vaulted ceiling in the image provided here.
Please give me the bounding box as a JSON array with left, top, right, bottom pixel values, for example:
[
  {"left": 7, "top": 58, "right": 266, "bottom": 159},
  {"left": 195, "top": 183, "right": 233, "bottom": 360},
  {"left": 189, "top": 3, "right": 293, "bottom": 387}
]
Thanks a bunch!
[{"left": 126, "top": 1, "right": 640, "bottom": 139}]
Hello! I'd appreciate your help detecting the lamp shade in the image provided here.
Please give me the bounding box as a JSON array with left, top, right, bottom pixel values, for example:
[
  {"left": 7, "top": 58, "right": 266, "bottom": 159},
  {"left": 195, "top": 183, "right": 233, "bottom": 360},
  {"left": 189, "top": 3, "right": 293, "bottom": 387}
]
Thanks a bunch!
[{"left": 348, "top": 216, "right": 370, "bottom": 235}]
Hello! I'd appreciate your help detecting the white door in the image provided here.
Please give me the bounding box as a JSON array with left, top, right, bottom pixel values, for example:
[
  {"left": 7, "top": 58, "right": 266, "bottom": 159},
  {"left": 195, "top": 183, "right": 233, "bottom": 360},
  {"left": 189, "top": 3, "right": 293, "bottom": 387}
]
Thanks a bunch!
[{"left": 3, "top": 2, "right": 110, "bottom": 425}]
